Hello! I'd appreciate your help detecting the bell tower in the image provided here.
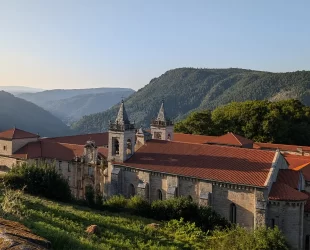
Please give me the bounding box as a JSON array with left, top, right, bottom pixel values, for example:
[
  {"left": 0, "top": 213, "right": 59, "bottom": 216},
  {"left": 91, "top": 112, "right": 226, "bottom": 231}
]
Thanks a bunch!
[
  {"left": 150, "top": 101, "right": 174, "bottom": 141},
  {"left": 108, "top": 100, "right": 136, "bottom": 163}
]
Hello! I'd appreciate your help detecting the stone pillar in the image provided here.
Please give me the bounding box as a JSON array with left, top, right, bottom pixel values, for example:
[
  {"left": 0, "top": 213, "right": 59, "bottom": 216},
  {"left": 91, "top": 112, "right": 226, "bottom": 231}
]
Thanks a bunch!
[{"left": 254, "top": 189, "right": 267, "bottom": 228}]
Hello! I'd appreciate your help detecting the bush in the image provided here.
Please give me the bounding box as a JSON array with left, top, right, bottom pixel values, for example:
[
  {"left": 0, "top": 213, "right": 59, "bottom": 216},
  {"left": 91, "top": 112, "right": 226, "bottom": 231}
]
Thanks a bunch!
[
  {"left": 0, "top": 187, "right": 26, "bottom": 219},
  {"left": 151, "top": 197, "right": 199, "bottom": 221},
  {"left": 85, "top": 185, "right": 95, "bottom": 207},
  {"left": 3, "top": 161, "right": 72, "bottom": 202},
  {"left": 197, "top": 206, "right": 230, "bottom": 231},
  {"left": 208, "top": 225, "right": 289, "bottom": 250},
  {"left": 126, "top": 196, "right": 151, "bottom": 217},
  {"left": 103, "top": 195, "right": 128, "bottom": 212}
]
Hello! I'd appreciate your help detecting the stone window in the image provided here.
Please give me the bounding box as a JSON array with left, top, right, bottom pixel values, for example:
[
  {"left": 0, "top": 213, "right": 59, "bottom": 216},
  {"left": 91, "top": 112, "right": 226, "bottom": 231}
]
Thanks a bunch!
[
  {"left": 126, "top": 139, "right": 132, "bottom": 156},
  {"left": 58, "top": 161, "right": 62, "bottom": 171},
  {"left": 68, "top": 163, "right": 71, "bottom": 172},
  {"left": 3, "top": 145, "right": 7, "bottom": 151},
  {"left": 129, "top": 183, "right": 135, "bottom": 197},
  {"left": 112, "top": 138, "right": 120, "bottom": 156},
  {"left": 157, "top": 189, "right": 163, "bottom": 200},
  {"left": 230, "top": 203, "right": 237, "bottom": 224}
]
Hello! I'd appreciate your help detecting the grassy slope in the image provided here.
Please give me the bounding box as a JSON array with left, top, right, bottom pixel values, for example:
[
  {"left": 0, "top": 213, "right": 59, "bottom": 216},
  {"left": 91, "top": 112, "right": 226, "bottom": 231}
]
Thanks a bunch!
[{"left": 12, "top": 195, "right": 198, "bottom": 250}]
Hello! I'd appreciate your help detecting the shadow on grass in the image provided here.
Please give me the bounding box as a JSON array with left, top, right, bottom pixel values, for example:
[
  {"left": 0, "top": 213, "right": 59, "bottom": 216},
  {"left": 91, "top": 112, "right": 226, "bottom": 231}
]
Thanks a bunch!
[{"left": 21, "top": 197, "right": 190, "bottom": 250}]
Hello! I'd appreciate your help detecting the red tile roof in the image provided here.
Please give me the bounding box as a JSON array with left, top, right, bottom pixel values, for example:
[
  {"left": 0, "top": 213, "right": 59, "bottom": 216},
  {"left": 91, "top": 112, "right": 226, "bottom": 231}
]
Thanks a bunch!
[
  {"left": 118, "top": 140, "right": 276, "bottom": 187},
  {"left": 13, "top": 141, "right": 108, "bottom": 161},
  {"left": 173, "top": 133, "right": 217, "bottom": 144},
  {"left": 269, "top": 182, "right": 308, "bottom": 201},
  {"left": 207, "top": 132, "right": 253, "bottom": 147},
  {"left": 254, "top": 142, "right": 310, "bottom": 153},
  {"left": 42, "top": 132, "right": 109, "bottom": 146},
  {"left": 292, "top": 163, "right": 310, "bottom": 181},
  {"left": 284, "top": 154, "right": 310, "bottom": 169},
  {"left": 0, "top": 128, "right": 39, "bottom": 140},
  {"left": 277, "top": 169, "right": 300, "bottom": 189}
]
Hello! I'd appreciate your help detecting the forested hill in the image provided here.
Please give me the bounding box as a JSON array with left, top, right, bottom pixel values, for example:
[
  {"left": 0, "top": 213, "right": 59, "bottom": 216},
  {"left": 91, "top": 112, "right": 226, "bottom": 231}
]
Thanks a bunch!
[
  {"left": 0, "top": 91, "right": 71, "bottom": 137},
  {"left": 72, "top": 68, "right": 310, "bottom": 134}
]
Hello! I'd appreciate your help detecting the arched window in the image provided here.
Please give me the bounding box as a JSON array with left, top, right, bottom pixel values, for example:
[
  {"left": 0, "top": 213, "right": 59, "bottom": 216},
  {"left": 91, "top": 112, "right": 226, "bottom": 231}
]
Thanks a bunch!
[
  {"left": 129, "top": 184, "right": 135, "bottom": 197},
  {"left": 113, "top": 138, "right": 119, "bottom": 156},
  {"left": 126, "top": 139, "right": 132, "bottom": 156},
  {"left": 230, "top": 203, "right": 237, "bottom": 224},
  {"left": 167, "top": 134, "right": 171, "bottom": 140},
  {"left": 157, "top": 189, "right": 163, "bottom": 200}
]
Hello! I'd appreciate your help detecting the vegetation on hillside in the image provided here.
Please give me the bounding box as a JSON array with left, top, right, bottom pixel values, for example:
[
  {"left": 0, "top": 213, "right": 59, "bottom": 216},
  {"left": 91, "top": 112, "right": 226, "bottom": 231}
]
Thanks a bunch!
[
  {"left": 44, "top": 90, "right": 134, "bottom": 124},
  {"left": 72, "top": 68, "right": 310, "bottom": 134},
  {"left": 175, "top": 99, "right": 310, "bottom": 145},
  {"left": 0, "top": 91, "right": 71, "bottom": 136},
  {"left": 0, "top": 192, "right": 289, "bottom": 250},
  {"left": 3, "top": 161, "right": 72, "bottom": 202}
]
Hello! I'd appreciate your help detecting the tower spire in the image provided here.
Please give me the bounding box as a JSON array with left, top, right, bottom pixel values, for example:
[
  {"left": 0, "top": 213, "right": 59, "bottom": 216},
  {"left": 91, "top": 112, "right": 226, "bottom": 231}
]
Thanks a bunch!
[
  {"left": 156, "top": 100, "right": 166, "bottom": 122},
  {"left": 115, "top": 99, "right": 130, "bottom": 125}
]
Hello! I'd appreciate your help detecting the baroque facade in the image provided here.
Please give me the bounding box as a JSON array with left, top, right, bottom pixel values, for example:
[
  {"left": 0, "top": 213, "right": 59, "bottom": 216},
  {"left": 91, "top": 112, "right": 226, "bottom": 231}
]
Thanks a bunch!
[{"left": 1, "top": 101, "right": 310, "bottom": 249}]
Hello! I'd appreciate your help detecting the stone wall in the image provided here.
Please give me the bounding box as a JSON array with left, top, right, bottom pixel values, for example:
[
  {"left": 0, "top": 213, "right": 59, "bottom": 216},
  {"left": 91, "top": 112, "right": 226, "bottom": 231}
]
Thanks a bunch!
[
  {"left": 304, "top": 213, "right": 310, "bottom": 250},
  {"left": 268, "top": 201, "right": 304, "bottom": 250},
  {"left": 0, "top": 139, "right": 13, "bottom": 155},
  {"left": 0, "top": 156, "right": 17, "bottom": 173},
  {"left": 12, "top": 138, "right": 38, "bottom": 154}
]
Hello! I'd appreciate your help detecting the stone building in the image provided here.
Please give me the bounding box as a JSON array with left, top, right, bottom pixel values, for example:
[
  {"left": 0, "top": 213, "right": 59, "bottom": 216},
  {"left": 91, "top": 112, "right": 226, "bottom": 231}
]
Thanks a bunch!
[
  {"left": 2, "top": 101, "right": 310, "bottom": 249},
  {"left": 0, "top": 128, "right": 108, "bottom": 199},
  {"left": 106, "top": 101, "right": 310, "bottom": 250}
]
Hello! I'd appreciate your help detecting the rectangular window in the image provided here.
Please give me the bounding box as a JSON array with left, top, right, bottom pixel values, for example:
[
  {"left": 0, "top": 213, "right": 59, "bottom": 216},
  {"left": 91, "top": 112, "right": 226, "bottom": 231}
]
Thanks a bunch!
[
  {"left": 58, "top": 161, "right": 62, "bottom": 171},
  {"left": 3, "top": 146, "right": 7, "bottom": 151},
  {"left": 271, "top": 219, "right": 275, "bottom": 229},
  {"left": 68, "top": 163, "right": 71, "bottom": 172}
]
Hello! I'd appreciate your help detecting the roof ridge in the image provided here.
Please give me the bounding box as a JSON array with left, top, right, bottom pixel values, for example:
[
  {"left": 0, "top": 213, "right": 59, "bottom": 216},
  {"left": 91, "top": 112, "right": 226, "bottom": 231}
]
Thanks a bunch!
[{"left": 230, "top": 132, "right": 243, "bottom": 146}]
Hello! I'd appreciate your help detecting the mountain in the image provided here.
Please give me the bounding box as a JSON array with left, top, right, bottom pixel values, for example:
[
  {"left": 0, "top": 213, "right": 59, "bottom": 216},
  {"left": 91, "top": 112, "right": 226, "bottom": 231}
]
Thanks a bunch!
[
  {"left": 44, "top": 90, "right": 135, "bottom": 124},
  {"left": 0, "top": 86, "right": 44, "bottom": 95},
  {"left": 72, "top": 68, "right": 310, "bottom": 134},
  {"left": 18, "top": 87, "right": 134, "bottom": 106},
  {"left": 0, "top": 91, "right": 71, "bottom": 137}
]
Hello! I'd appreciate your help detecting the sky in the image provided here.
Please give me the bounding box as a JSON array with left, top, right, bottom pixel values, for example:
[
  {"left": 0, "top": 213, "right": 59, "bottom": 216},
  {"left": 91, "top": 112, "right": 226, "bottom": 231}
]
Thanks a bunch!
[{"left": 0, "top": 0, "right": 310, "bottom": 91}]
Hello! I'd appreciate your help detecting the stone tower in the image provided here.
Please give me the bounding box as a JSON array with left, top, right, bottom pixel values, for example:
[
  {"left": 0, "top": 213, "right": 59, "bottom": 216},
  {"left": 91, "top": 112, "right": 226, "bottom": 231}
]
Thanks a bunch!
[
  {"left": 108, "top": 100, "right": 136, "bottom": 163},
  {"left": 150, "top": 101, "right": 174, "bottom": 141}
]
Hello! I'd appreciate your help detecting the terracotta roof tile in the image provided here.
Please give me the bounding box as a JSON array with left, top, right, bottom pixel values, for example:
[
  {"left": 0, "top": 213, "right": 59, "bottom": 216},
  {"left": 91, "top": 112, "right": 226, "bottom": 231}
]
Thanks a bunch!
[
  {"left": 277, "top": 169, "right": 300, "bottom": 189},
  {"left": 119, "top": 140, "right": 276, "bottom": 187},
  {"left": 269, "top": 182, "right": 308, "bottom": 201},
  {"left": 207, "top": 132, "right": 253, "bottom": 147},
  {"left": 284, "top": 154, "right": 310, "bottom": 169},
  {"left": 42, "top": 132, "right": 108, "bottom": 146},
  {"left": 254, "top": 142, "right": 310, "bottom": 153},
  {"left": 173, "top": 133, "right": 217, "bottom": 144},
  {"left": 13, "top": 141, "right": 85, "bottom": 161},
  {"left": 0, "top": 128, "right": 39, "bottom": 140}
]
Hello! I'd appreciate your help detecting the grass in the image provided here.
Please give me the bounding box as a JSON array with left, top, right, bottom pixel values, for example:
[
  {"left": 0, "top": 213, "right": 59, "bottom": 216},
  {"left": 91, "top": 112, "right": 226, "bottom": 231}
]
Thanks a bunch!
[{"left": 3, "top": 195, "right": 203, "bottom": 250}]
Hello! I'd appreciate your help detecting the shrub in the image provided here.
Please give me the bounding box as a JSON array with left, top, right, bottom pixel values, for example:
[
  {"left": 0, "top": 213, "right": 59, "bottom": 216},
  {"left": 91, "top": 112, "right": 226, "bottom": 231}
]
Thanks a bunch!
[
  {"left": 85, "top": 185, "right": 95, "bottom": 207},
  {"left": 208, "top": 225, "right": 289, "bottom": 250},
  {"left": 196, "top": 206, "right": 230, "bottom": 231},
  {"left": 3, "top": 161, "right": 72, "bottom": 202},
  {"left": 95, "top": 189, "right": 103, "bottom": 208},
  {"left": 126, "top": 196, "right": 151, "bottom": 217},
  {"left": 151, "top": 197, "right": 199, "bottom": 221},
  {"left": 103, "top": 195, "right": 128, "bottom": 212}
]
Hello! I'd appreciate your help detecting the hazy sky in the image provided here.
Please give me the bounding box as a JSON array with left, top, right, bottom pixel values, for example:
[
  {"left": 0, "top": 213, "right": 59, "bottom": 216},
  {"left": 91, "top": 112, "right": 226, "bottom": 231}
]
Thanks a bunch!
[{"left": 1, "top": 0, "right": 309, "bottom": 91}]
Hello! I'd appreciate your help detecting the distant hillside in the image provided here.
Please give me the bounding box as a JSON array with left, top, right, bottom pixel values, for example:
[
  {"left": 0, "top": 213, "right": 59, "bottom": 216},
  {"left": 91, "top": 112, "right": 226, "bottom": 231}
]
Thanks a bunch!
[
  {"left": 44, "top": 90, "right": 134, "bottom": 124},
  {"left": 18, "top": 87, "right": 134, "bottom": 106},
  {"left": 72, "top": 68, "right": 310, "bottom": 134},
  {"left": 0, "top": 91, "right": 71, "bottom": 137},
  {"left": 0, "top": 86, "right": 44, "bottom": 95}
]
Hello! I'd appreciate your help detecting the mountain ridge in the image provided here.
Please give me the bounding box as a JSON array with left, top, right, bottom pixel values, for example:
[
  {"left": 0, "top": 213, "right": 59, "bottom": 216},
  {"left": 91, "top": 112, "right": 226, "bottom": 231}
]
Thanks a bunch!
[
  {"left": 0, "top": 91, "right": 71, "bottom": 137},
  {"left": 72, "top": 68, "right": 310, "bottom": 134}
]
